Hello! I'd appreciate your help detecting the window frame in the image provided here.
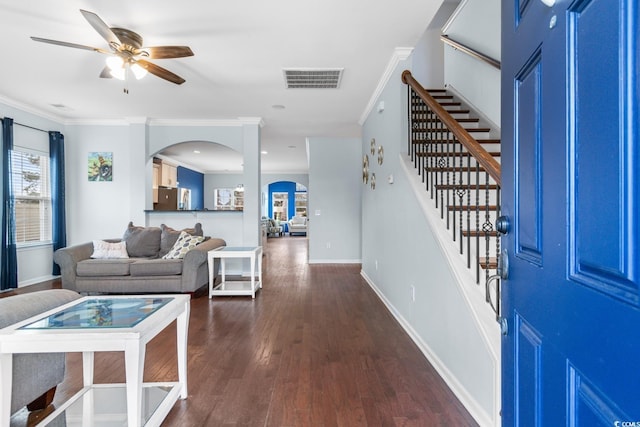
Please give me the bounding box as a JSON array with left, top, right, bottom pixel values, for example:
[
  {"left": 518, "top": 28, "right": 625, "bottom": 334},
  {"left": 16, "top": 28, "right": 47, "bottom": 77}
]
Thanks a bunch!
[{"left": 10, "top": 146, "right": 53, "bottom": 247}]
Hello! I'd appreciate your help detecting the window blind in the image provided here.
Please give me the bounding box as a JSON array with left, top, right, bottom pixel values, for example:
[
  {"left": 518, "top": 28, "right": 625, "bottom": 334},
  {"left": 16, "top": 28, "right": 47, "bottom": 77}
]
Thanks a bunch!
[{"left": 10, "top": 149, "right": 52, "bottom": 244}]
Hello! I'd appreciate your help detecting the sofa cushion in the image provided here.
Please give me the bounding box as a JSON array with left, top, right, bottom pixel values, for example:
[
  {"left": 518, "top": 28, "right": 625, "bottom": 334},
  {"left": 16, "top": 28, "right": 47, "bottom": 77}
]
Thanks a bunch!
[
  {"left": 122, "top": 222, "right": 161, "bottom": 258},
  {"left": 159, "top": 223, "right": 203, "bottom": 257},
  {"left": 130, "top": 258, "right": 183, "bottom": 276},
  {"left": 162, "top": 231, "right": 205, "bottom": 259},
  {"left": 77, "top": 259, "right": 135, "bottom": 276},
  {"left": 91, "top": 240, "right": 129, "bottom": 259}
]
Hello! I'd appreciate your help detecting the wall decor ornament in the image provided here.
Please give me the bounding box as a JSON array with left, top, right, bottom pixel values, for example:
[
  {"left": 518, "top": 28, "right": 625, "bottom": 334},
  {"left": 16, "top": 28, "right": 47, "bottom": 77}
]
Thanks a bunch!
[
  {"left": 88, "top": 152, "right": 113, "bottom": 181},
  {"left": 370, "top": 173, "right": 376, "bottom": 190},
  {"left": 370, "top": 138, "right": 376, "bottom": 155},
  {"left": 362, "top": 154, "right": 370, "bottom": 184},
  {"left": 377, "top": 145, "right": 384, "bottom": 165}
]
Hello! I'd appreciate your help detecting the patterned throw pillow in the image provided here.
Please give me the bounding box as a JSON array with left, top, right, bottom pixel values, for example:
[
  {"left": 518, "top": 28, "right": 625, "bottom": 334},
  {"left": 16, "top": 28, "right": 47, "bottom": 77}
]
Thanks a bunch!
[
  {"left": 159, "top": 223, "right": 203, "bottom": 257},
  {"left": 162, "top": 231, "right": 205, "bottom": 259},
  {"left": 91, "top": 240, "right": 129, "bottom": 259}
]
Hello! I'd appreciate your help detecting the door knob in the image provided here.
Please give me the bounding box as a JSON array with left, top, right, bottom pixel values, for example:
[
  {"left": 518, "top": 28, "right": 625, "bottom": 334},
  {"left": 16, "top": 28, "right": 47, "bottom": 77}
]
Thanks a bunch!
[{"left": 496, "top": 216, "right": 510, "bottom": 235}]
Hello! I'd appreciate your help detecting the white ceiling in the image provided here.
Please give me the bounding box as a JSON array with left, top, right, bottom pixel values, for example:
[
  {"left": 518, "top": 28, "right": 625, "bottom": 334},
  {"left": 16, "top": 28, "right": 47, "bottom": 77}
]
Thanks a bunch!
[{"left": 0, "top": 1, "right": 438, "bottom": 173}]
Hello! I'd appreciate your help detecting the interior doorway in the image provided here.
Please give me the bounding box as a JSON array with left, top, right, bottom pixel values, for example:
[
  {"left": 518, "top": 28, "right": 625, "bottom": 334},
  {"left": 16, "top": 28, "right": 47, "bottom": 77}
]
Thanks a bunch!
[{"left": 262, "top": 181, "right": 307, "bottom": 236}]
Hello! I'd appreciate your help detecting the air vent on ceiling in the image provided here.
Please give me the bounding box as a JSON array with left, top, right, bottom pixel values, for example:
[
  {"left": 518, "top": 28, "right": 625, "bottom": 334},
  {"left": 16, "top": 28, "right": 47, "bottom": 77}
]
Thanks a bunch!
[{"left": 283, "top": 68, "right": 343, "bottom": 89}]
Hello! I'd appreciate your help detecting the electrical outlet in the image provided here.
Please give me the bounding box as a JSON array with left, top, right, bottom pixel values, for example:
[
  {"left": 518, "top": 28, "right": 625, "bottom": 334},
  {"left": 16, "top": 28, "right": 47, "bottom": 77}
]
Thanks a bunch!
[
  {"left": 410, "top": 285, "right": 416, "bottom": 302},
  {"left": 326, "top": 242, "right": 331, "bottom": 249}
]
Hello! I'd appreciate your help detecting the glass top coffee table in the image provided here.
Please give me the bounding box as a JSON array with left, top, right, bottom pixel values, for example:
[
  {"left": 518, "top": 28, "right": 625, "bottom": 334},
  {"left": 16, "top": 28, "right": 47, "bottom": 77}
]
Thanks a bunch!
[{"left": 0, "top": 295, "right": 190, "bottom": 427}]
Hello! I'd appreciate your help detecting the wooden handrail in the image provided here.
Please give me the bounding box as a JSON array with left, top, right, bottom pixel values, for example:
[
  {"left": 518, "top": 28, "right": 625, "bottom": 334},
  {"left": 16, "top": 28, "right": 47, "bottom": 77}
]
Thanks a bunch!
[
  {"left": 401, "top": 70, "right": 501, "bottom": 185},
  {"left": 440, "top": 35, "right": 500, "bottom": 70}
]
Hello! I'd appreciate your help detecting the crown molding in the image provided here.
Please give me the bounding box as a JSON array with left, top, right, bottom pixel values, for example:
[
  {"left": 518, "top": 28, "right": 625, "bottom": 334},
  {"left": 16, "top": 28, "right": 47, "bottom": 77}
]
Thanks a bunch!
[
  {"left": 0, "top": 94, "right": 65, "bottom": 124},
  {"left": 358, "top": 47, "right": 414, "bottom": 126}
]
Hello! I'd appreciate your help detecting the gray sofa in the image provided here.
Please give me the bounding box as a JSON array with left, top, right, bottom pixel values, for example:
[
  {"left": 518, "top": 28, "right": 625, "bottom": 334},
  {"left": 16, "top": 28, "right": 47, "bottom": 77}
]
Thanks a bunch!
[
  {"left": 53, "top": 222, "right": 225, "bottom": 294},
  {"left": 0, "top": 289, "right": 81, "bottom": 415}
]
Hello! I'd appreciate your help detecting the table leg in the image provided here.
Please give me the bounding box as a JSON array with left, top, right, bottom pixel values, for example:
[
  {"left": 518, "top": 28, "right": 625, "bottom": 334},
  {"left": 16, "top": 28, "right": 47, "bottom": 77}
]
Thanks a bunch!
[
  {"left": 0, "top": 353, "right": 13, "bottom": 427},
  {"left": 258, "top": 248, "right": 263, "bottom": 289},
  {"left": 176, "top": 300, "right": 190, "bottom": 399},
  {"left": 124, "top": 340, "right": 146, "bottom": 427},
  {"left": 221, "top": 258, "right": 226, "bottom": 289},
  {"left": 208, "top": 253, "right": 214, "bottom": 299},
  {"left": 82, "top": 351, "right": 95, "bottom": 387},
  {"left": 250, "top": 253, "right": 256, "bottom": 298}
]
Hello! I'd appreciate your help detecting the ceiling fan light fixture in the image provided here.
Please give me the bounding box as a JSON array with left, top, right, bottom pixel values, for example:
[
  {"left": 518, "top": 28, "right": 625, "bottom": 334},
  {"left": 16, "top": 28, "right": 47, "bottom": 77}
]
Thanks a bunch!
[
  {"left": 109, "top": 67, "right": 126, "bottom": 81},
  {"left": 130, "top": 63, "right": 148, "bottom": 80},
  {"left": 106, "top": 56, "right": 124, "bottom": 71}
]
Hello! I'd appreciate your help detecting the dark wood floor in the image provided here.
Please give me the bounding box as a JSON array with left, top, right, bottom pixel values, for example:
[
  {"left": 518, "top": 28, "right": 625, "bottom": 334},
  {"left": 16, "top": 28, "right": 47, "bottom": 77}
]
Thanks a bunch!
[{"left": 8, "top": 237, "right": 478, "bottom": 426}]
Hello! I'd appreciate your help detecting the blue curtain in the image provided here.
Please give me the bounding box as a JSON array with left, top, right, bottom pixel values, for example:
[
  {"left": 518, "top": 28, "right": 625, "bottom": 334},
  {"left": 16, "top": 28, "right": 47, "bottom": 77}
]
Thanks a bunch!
[
  {"left": 1, "top": 118, "right": 17, "bottom": 290},
  {"left": 49, "top": 131, "right": 66, "bottom": 276}
]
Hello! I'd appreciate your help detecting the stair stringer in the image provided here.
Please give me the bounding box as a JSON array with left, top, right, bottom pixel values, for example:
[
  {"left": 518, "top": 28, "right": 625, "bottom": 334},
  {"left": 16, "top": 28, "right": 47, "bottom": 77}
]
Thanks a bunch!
[{"left": 402, "top": 152, "right": 501, "bottom": 426}]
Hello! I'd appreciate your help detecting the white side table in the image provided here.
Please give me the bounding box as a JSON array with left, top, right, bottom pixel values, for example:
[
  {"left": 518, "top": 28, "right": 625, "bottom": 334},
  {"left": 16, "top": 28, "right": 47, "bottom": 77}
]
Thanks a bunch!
[{"left": 208, "top": 246, "right": 263, "bottom": 298}]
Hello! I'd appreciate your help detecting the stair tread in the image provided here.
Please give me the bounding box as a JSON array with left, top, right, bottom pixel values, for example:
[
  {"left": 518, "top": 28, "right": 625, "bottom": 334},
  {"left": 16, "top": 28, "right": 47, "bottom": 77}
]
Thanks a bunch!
[
  {"left": 425, "top": 166, "right": 487, "bottom": 173},
  {"left": 447, "top": 205, "right": 499, "bottom": 211},
  {"left": 411, "top": 117, "right": 480, "bottom": 123},
  {"left": 413, "top": 139, "right": 501, "bottom": 145},
  {"left": 478, "top": 257, "right": 498, "bottom": 269},
  {"left": 435, "top": 184, "right": 500, "bottom": 190},
  {"left": 416, "top": 151, "right": 501, "bottom": 157},
  {"left": 461, "top": 230, "right": 499, "bottom": 237}
]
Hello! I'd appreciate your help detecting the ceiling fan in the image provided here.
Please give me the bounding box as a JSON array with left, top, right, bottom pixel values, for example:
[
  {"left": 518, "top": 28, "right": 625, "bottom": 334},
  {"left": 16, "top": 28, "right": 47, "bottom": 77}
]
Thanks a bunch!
[{"left": 31, "top": 9, "right": 193, "bottom": 88}]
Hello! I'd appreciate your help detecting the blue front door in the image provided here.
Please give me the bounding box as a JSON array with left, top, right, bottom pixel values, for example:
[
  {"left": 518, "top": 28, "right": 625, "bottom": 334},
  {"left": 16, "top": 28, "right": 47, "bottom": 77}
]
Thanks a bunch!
[{"left": 501, "top": 0, "right": 639, "bottom": 425}]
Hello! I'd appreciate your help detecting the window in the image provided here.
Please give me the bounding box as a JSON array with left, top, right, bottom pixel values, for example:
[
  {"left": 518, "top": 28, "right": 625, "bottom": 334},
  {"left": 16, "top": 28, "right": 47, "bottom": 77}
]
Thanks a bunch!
[{"left": 10, "top": 148, "right": 51, "bottom": 245}]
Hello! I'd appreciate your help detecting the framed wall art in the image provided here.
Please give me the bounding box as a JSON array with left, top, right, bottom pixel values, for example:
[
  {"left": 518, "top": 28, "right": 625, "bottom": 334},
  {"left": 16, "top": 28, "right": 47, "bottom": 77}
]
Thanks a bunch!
[{"left": 88, "top": 152, "right": 113, "bottom": 182}]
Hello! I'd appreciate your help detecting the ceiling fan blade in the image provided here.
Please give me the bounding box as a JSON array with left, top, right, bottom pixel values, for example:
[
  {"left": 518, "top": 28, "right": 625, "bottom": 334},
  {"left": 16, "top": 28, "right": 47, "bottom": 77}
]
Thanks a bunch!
[
  {"left": 80, "top": 9, "right": 120, "bottom": 46},
  {"left": 31, "top": 37, "right": 110, "bottom": 54},
  {"left": 140, "top": 46, "right": 194, "bottom": 59},
  {"left": 136, "top": 59, "right": 186, "bottom": 85}
]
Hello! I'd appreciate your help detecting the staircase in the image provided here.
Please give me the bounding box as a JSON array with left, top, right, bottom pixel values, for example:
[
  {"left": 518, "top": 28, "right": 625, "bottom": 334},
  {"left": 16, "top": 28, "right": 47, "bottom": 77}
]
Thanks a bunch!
[{"left": 402, "top": 71, "right": 502, "bottom": 319}]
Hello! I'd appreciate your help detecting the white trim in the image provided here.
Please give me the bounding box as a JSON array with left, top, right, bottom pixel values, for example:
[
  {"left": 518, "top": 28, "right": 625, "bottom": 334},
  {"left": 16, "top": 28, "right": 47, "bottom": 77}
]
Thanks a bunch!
[
  {"left": 0, "top": 94, "right": 65, "bottom": 124},
  {"left": 441, "top": 0, "right": 470, "bottom": 33},
  {"left": 148, "top": 118, "right": 258, "bottom": 127},
  {"left": 358, "top": 47, "right": 414, "bottom": 125},
  {"left": 18, "top": 275, "right": 57, "bottom": 288},
  {"left": 308, "top": 259, "right": 361, "bottom": 264}
]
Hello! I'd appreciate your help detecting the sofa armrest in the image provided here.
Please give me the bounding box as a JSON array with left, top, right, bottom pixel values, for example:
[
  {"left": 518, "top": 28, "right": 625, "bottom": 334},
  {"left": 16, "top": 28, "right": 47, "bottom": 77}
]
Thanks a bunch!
[
  {"left": 181, "top": 238, "right": 227, "bottom": 288},
  {"left": 53, "top": 239, "right": 121, "bottom": 291}
]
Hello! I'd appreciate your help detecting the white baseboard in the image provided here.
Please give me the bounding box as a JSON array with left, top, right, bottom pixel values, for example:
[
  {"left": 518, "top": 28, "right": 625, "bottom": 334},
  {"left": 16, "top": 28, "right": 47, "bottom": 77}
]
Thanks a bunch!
[
  {"left": 308, "top": 259, "right": 361, "bottom": 264},
  {"left": 19, "top": 275, "right": 57, "bottom": 288}
]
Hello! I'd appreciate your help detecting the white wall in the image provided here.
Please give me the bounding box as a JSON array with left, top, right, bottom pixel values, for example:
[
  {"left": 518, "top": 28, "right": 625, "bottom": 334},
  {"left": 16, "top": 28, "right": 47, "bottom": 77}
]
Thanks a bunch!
[
  {"left": 443, "top": 0, "right": 501, "bottom": 127},
  {"left": 64, "top": 124, "right": 134, "bottom": 243},
  {"left": 360, "top": 52, "right": 499, "bottom": 425},
  {"left": 307, "top": 137, "right": 361, "bottom": 263}
]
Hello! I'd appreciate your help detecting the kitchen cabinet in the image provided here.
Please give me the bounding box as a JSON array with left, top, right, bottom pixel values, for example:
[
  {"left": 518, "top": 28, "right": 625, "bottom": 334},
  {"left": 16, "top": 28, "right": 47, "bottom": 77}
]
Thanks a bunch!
[{"left": 160, "top": 163, "right": 177, "bottom": 188}]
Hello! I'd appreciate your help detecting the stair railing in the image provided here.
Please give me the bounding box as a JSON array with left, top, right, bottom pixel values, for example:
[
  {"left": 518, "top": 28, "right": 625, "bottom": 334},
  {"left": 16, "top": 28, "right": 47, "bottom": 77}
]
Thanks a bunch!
[{"left": 401, "top": 70, "right": 502, "bottom": 318}]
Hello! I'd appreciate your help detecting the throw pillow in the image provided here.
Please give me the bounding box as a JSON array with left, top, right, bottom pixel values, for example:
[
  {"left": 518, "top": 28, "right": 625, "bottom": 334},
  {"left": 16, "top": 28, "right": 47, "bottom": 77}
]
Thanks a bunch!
[
  {"left": 122, "top": 222, "right": 161, "bottom": 258},
  {"left": 159, "top": 223, "right": 203, "bottom": 257},
  {"left": 162, "top": 231, "right": 205, "bottom": 259},
  {"left": 91, "top": 240, "right": 129, "bottom": 259}
]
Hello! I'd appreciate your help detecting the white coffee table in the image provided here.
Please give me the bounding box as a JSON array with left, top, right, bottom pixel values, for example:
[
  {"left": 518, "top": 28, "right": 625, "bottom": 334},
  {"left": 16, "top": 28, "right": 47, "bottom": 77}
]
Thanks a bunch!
[
  {"left": 0, "top": 294, "right": 190, "bottom": 427},
  {"left": 208, "top": 246, "right": 263, "bottom": 298}
]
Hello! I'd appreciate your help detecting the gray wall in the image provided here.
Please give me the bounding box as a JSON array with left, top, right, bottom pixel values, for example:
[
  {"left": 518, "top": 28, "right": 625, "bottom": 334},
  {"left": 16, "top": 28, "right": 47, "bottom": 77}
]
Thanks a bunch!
[{"left": 307, "top": 137, "right": 361, "bottom": 263}]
